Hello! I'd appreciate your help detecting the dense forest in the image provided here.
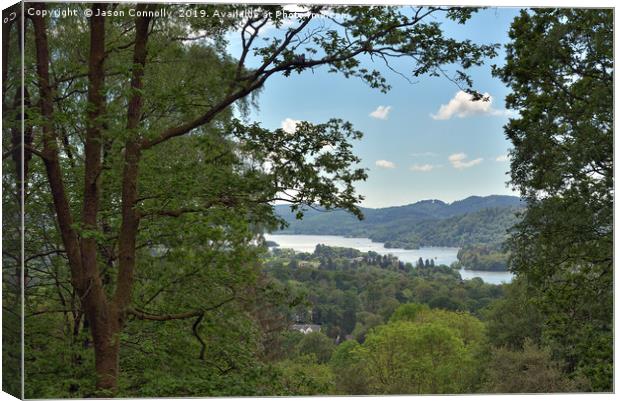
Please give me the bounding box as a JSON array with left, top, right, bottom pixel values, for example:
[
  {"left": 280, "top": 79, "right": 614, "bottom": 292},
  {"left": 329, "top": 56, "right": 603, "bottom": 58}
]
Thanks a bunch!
[
  {"left": 1, "top": 3, "right": 612, "bottom": 398},
  {"left": 454, "top": 244, "right": 509, "bottom": 271},
  {"left": 265, "top": 245, "right": 505, "bottom": 334},
  {"left": 258, "top": 245, "right": 587, "bottom": 394}
]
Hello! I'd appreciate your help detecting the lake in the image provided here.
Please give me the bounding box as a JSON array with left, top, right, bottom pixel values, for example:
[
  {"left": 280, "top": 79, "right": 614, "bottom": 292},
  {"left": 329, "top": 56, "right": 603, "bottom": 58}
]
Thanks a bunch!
[{"left": 265, "top": 234, "right": 513, "bottom": 285}]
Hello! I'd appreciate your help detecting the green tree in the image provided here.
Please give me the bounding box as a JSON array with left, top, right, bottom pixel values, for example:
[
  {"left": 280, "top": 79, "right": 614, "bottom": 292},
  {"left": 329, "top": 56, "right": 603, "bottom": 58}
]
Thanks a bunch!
[
  {"left": 358, "top": 321, "right": 476, "bottom": 394},
  {"left": 495, "top": 9, "right": 612, "bottom": 390},
  {"left": 389, "top": 303, "right": 429, "bottom": 323},
  {"left": 340, "top": 290, "right": 359, "bottom": 334},
  {"left": 410, "top": 308, "right": 487, "bottom": 350},
  {"left": 483, "top": 278, "right": 543, "bottom": 350},
  {"left": 329, "top": 340, "right": 368, "bottom": 394},
  {"left": 275, "top": 355, "right": 336, "bottom": 395},
  {"left": 351, "top": 311, "right": 384, "bottom": 343},
  {"left": 483, "top": 340, "right": 585, "bottom": 393},
  {"left": 296, "top": 331, "right": 335, "bottom": 364}
]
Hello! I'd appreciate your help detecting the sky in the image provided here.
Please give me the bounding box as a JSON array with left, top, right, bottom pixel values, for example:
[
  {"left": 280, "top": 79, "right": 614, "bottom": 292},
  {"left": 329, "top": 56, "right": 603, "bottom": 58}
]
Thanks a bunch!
[{"left": 228, "top": 6, "right": 524, "bottom": 208}]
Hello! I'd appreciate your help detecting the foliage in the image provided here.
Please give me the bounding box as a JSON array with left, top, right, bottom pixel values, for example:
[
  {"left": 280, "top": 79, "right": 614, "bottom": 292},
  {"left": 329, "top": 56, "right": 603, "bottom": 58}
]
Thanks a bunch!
[
  {"left": 2, "top": 4, "right": 25, "bottom": 397},
  {"left": 389, "top": 303, "right": 429, "bottom": 323},
  {"left": 356, "top": 319, "right": 479, "bottom": 394},
  {"left": 482, "top": 278, "right": 543, "bottom": 350},
  {"left": 264, "top": 245, "right": 505, "bottom": 341},
  {"left": 295, "top": 331, "right": 336, "bottom": 363},
  {"left": 495, "top": 8, "right": 613, "bottom": 391},
  {"left": 350, "top": 311, "right": 385, "bottom": 343},
  {"left": 329, "top": 340, "right": 368, "bottom": 394},
  {"left": 411, "top": 308, "right": 487, "bottom": 350},
  {"left": 274, "top": 355, "right": 336, "bottom": 395},
  {"left": 455, "top": 244, "right": 509, "bottom": 271},
  {"left": 24, "top": 317, "right": 97, "bottom": 398},
  {"left": 483, "top": 340, "right": 586, "bottom": 393}
]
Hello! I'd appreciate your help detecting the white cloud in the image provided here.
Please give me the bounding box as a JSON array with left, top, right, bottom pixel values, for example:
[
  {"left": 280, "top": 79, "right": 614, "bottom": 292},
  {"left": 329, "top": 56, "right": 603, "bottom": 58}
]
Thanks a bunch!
[
  {"left": 411, "top": 151, "right": 437, "bottom": 157},
  {"left": 375, "top": 160, "right": 396, "bottom": 169},
  {"left": 369, "top": 105, "right": 392, "bottom": 120},
  {"left": 448, "top": 153, "right": 483, "bottom": 169},
  {"left": 495, "top": 154, "right": 509, "bottom": 162},
  {"left": 431, "top": 91, "right": 510, "bottom": 120},
  {"left": 410, "top": 164, "right": 439, "bottom": 172},
  {"left": 281, "top": 118, "right": 301, "bottom": 134}
]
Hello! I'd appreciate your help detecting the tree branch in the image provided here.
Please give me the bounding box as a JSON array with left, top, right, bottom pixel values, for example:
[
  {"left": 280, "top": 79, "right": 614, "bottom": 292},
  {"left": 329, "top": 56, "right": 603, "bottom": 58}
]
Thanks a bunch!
[{"left": 31, "top": 3, "right": 85, "bottom": 290}]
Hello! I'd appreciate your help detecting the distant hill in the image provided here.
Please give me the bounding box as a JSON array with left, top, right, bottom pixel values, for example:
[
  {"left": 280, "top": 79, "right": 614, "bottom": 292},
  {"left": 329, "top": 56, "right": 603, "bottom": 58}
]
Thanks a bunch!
[{"left": 273, "top": 195, "right": 524, "bottom": 249}]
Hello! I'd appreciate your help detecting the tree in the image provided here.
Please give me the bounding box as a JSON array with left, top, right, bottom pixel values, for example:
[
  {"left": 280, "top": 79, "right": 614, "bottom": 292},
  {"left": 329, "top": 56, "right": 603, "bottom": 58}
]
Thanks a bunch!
[
  {"left": 389, "top": 302, "right": 429, "bottom": 323},
  {"left": 411, "top": 308, "right": 487, "bottom": 355},
  {"left": 295, "top": 331, "right": 335, "bottom": 363},
  {"left": 483, "top": 340, "right": 585, "bottom": 393},
  {"left": 2, "top": 4, "right": 26, "bottom": 397},
  {"left": 275, "top": 355, "right": 336, "bottom": 395},
  {"left": 483, "top": 277, "right": 543, "bottom": 350},
  {"left": 352, "top": 308, "right": 488, "bottom": 394},
  {"left": 329, "top": 340, "right": 368, "bottom": 394},
  {"left": 350, "top": 311, "right": 384, "bottom": 343},
  {"left": 21, "top": 2, "right": 496, "bottom": 393},
  {"left": 495, "top": 9, "right": 612, "bottom": 390},
  {"left": 357, "top": 320, "right": 477, "bottom": 394}
]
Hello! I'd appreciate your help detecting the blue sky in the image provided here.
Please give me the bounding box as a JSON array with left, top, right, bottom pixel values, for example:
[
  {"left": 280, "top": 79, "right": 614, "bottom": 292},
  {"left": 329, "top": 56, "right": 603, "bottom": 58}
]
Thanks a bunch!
[{"left": 229, "top": 7, "right": 524, "bottom": 208}]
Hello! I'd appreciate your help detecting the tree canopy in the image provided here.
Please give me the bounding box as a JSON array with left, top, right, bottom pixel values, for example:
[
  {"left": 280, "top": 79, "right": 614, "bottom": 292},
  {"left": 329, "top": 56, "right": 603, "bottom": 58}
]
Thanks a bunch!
[{"left": 495, "top": 8, "right": 613, "bottom": 390}]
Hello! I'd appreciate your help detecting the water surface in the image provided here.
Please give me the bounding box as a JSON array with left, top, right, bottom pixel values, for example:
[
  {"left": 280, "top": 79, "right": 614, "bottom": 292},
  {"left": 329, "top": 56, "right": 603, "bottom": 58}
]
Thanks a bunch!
[{"left": 265, "top": 234, "right": 513, "bottom": 285}]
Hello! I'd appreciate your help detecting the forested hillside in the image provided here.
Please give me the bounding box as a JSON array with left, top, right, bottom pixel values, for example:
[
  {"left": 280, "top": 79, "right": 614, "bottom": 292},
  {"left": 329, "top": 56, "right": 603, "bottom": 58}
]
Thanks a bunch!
[
  {"left": 275, "top": 195, "right": 523, "bottom": 249},
  {"left": 254, "top": 245, "right": 584, "bottom": 394}
]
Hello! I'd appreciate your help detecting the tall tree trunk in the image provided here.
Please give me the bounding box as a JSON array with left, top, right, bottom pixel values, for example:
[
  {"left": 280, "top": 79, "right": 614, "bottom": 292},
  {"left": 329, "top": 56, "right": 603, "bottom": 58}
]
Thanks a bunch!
[
  {"left": 31, "top": 2, "right": 120, "bottom": 393},
  {"left": 91, "top": 307, "right": 120, "bottom": 392},
  {"left": 114, "top": 5, "right": 152, "bottom": 320},
  {"left": 90, "top": 7, "right": 152, "bottom": 391},
  {"left": 31, "top": 3, "right": 84, "bottom": 296},
  {"left": 32, "top": 1, "right": 155, "bottom": 392},
  {"left": 80, "top": 3, "right": 119, "bottom": 392}
]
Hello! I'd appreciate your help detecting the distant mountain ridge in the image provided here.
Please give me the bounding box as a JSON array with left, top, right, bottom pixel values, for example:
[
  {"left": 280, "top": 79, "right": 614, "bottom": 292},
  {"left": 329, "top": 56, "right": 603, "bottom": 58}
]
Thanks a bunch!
[{"left": 274, "top": 195, "right": 524, "bottom": 249}]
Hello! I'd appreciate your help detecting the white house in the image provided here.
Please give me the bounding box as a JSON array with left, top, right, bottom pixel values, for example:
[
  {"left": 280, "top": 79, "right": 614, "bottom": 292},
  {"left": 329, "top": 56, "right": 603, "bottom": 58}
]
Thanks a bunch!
[{"left": 291, "top": 324, "right": 322, "bottom": 334}]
